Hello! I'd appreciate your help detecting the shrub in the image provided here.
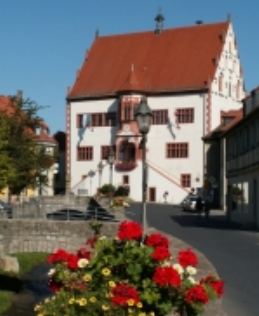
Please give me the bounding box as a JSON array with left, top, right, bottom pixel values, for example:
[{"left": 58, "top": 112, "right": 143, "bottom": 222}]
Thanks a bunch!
[
  {"left": 99, "top": 184, "right": 116, "bottom": 195},
  {"left": 35, "top": 221, "right": 223, "bottom": 316},
  {"left": 114, "top": 185, "right": 130, "bottom": 197}
]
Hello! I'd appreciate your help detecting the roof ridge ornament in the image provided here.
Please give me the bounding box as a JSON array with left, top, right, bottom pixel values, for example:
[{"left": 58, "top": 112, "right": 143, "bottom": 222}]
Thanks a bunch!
[{"left": 154, "top": 9, "right": 164, "bottom": 35}]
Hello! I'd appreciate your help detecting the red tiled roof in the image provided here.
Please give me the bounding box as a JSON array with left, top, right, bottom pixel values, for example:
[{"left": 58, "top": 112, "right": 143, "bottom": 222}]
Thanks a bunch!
[
  {"left": 0, "top": 96, "right": 15, "bottom": 115},
  {"left": 204, "top": 108, "right": 243, "bottom": 140},
  {"left": 68, "top": 21, "right": 229, "bottom": 99}
]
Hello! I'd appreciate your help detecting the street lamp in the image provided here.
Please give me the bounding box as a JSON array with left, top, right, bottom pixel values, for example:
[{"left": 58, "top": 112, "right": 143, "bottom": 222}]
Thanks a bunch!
[
  {"left": 107, "top": 147, "right": 115, "bottom": 185},
  {"left": 88, "top": 169, "right": 95, "bottom": 196},
  {"left": 134, "top": 97, "right": 153, "bottom": 242},
  {"left": 97, "top": 161, "right": 104, "bottom": 188}
]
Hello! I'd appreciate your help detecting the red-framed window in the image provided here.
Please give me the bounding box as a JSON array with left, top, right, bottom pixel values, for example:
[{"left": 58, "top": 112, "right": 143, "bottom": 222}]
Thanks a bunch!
[
  {"left": 152, "top": 110, "right": 168, "bottom": 125},
  {"left": 101, "top": 145, "right": 116, "bottom": 160},
  {"left": 77, "top": 146, "right": 93, "bottom": 161},
  {"left": 166, "top": 143, "right": 188, "bottom": 158},
  {"left": 76, "top": 114, "right": 84, "bottom": 128},
  {"left": 123, "top": 175, "right": 129, "bottom": 185},
  {"left": 181, "top": 174, "right": 191, "bottom": 187},
  {"left": 77, "top": 112, "right": 116, "bottom": 128},
  {"left": 175, "top": 108, "right": 194, "bottom": 123}
]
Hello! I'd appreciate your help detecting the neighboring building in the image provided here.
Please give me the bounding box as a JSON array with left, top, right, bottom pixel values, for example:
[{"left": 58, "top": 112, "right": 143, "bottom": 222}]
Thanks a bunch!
[
  {"left": 224, "top": 87, "right": 259, "bottom": 229},
  {"left": 66, "top": 18, "right": 245, "bottom": 204},
  {"left": 0, "top": 93, "right": 57, "bottom": 199},
  {"left": 33, "top": 120, "right": 58, "bottom": 197},
  {"left": 203, "top": 109, "right": 243, "bottom": 209}
]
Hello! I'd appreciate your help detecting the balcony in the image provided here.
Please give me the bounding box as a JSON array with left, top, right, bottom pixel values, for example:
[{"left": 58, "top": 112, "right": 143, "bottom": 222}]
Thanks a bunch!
[{"left": 115, "top": 161, "right": 137, "bottom": 172}]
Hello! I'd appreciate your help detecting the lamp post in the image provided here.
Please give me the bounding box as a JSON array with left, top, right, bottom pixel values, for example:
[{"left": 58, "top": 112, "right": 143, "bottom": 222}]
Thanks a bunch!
[
  {"left": 134, "top": 97, "right": 153, "bottom": 242},
  {"left": 97, "top": 161, "right": 104, "bottom": 189},
  {"left": 88, "top": 170, "right": 95, "bottom": 196},
  {"left": 108, "top": 147, "right": 115, "bottom": 186}
]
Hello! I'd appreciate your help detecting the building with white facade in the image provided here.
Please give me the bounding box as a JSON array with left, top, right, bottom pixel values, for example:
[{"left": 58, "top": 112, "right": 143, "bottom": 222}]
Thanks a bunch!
[
  {"left": 66, "top": 19, "right": 245, "bottom": 204},
  {"left": 225, "top": 87, "right": 259, "bottom": 229}
]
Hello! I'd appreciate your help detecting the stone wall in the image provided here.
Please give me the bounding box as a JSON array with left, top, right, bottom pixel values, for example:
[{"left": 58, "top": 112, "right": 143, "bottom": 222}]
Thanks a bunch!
[{"left": 0, "top": 219, "right": 118, "bottom": 254}]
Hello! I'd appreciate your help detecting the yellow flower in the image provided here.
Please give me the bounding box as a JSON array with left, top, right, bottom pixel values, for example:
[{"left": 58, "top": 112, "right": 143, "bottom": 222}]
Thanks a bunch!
[
  {"left": 68, "top": 297, "right": 75, "bottom": 305},
  {"left": 102, "top": 267, "right": 111, "bottom": 277},
  {"left": 83, "top": 273, "right": 92, "bottom": 282},
  {"left": 137, "top": 302, "right": 143, "bottom": 308},
  {"left": 108, "top": 280, "right": 116, "bottom": 288},
  {"left": 37, "top": 314, "right": 44, "bottom": 316},
  {"left": 77, "top": 298, "right": 87, "bottom": 306},
  {"left": 149, "top": 312, "right": 155, "bottom": 316},
  {"left": 138, "top": 313, "right": 146, "bottom": 316},
  {"left": 89, "top": 296, "right": 97, "bottom": 303},
  {"left": 127, "top": 299, "right": 135, "bottom": 306},
  {"left": 102, "top": 304, "right": 110, "bottom": 311},
  {"left": 128, "top": 308, "right": 134, "bottom": 314}
]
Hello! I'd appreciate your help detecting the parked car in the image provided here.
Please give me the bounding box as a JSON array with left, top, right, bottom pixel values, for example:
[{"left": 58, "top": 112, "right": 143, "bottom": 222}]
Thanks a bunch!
[
  {"left": 0, "top": 200, "right": 13, "bottom": 218},
  {"left": 46, "top": 209, "right": 86, "bottom": 221},
  {"left": 181, "top": 195, "right": 204, "bottom": 212},
  {"left": 85, "top": 206, "right": 116, "bottom": 221}
]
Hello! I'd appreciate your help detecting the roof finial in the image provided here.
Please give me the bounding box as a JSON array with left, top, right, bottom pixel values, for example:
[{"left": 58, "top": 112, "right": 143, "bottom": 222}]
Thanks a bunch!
[
  {"left": 154, "top": 8, "right": 164, "bottom": 35},
  {"left": 95, "top": 28, "right": 100, "bottom": 39},
  {"left": 227, "top": 13, "right": 231, "bottom": 21}
]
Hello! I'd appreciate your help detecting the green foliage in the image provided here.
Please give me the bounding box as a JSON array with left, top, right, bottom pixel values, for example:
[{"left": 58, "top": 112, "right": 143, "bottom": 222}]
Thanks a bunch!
[
  {"left": 114, "top": 185, "right": 129, "bottom": 197},
  {"left": 14, "top": 252, "right": 48, "bottom": 276},
  {"left": 0, "top": 96, "right": 54, "bottom": 195},
  {"left": 99, "top": 184, "right": 116, "bottom": 195},
  {"left": 0, "top": 291, "right": 12, "bottom": 315}
]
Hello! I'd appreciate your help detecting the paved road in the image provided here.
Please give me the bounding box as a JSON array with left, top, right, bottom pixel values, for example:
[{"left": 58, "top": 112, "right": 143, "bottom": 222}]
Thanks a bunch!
[{"left": 125, "top": 203, "right": 259, "bottom": 316}]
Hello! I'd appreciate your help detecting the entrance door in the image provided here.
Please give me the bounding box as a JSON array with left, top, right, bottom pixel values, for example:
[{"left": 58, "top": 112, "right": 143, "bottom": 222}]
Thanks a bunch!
[{"left": 149, "top": 187, "right": 156, "bottom": 202}]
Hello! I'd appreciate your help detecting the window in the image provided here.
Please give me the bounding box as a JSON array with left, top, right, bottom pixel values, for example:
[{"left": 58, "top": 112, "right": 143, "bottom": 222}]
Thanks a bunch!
[
  {"left": 119, "top": 141, "right": 135, "bottom": 162},
  {"left": 77, "top": 146, "right": 93, "bottom": 161},
  {"left": 152, "top": 110, "right": 168, "bottom": 125},
  {"left": 175, "top": 108, "right": 194, "bottom": 123},
  {"left": 77, "top": 114, "right": 84, "bottom": 128},
  {"left": 123, "top": 175, "right": 129, "bottom": 185},
  {"left": 166, "top": 143, "right": 188, "bottom": 158},
  {"left": 77, "top": 112, "right": 116, "bottom": 128},
  {"left": 101, "top": 145, "right": 116, "bottom": 160},
  {"left": 181, "top": 174, "right": 191, "bottom": 187}
]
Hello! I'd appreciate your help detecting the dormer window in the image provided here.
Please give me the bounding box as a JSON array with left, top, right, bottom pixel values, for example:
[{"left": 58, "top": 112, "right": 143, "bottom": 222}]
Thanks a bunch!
[{"left": 35, "top": 127, "right": 41, "bottom": 135}]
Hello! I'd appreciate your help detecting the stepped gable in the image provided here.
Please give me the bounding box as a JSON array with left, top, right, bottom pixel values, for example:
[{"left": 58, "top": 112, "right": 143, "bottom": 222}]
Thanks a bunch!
[{"left": 68, "top": 21, "right": 229, "bottom": 99}]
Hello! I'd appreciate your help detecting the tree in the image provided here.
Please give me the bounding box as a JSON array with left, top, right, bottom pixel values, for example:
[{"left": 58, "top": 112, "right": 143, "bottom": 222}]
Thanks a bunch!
[{"left": 0, "top": 95, "right": 55, "bottom": 197}]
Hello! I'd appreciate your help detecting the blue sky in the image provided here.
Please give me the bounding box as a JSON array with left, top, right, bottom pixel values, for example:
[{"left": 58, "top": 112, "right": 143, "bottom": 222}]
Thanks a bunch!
[{"left": 0, "top": 0, "right": 258, "bottom": 133}]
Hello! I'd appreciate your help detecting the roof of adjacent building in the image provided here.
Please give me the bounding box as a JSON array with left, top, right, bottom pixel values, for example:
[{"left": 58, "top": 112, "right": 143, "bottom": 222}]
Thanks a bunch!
[
  {"left": 203, "top": 108, "right": 243, "bottom": 140},
  {"left": 0, "top": 95, "right": 56, "bottom": 145},
  {"left": 68, "top": 21, "right": 230, "bottom": 99},
  {"left": 0, "top": 96, "right": 15, "bottom": 115}
]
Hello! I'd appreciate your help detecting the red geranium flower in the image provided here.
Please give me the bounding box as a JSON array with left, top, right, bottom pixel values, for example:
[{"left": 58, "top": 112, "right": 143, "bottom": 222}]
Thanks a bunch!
[
  {"left": 77, "top": 247, "right": 91, "bottom": 259},
  {"left": 153, "top": 266, "right": 181, "bottom": 287},
  {"left": 48, "top": 279, "right": 61, "bottom": 293},
  {"left": 117, "top": 221, "right": 142, "bottom": 241},
  {"left": 47, "top": 248, "right": 70, "bottom": 264},
  {"left": 151, "top": 246, "right": 171, "bottom": 261},
  {"left": 66, "top": 254, "right": 79, "bottom": 270},
  {"left": 184, "top": 284, "right": 209, "bottom": 304},
  {"left": 178, "top": 248, "right": 198, "bottom": 268},
  {"left": 111, "top": 283, "right": 140, "bottom": 306},
  {"left": 145, "top": 233, "right": 169, "bottom": 248},
  {"left": 201, "top": 275, "right": 224, "bottom": 297}
]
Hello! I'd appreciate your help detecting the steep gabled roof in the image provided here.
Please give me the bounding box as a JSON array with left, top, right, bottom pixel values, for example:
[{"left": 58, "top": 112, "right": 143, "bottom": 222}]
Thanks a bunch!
[{"left": 68, "top": 21, "right": 229, "bottom": 99}]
